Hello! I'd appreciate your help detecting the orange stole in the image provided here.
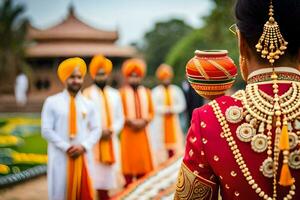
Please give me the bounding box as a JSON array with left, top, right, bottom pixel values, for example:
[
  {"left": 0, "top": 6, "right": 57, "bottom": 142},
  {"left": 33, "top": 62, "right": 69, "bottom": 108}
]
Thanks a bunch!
[
  {"left": 98, "top": 89, "right": 115, "bottom": 165},
  {"left": 67, "top": 96, "right": 94, "bottom": 200},
  {"left": 120, "top": 86, "right": 154, "bottom": 175},
  {"left": 164, "top": 86, "right": 177, "bottom": 147}
]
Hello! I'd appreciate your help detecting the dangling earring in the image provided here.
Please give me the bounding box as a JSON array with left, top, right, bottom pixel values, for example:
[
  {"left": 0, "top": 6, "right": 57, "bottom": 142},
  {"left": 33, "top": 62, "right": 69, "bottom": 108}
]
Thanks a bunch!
[
  {"left": 239, "top": 56, "right": 248, "bottom": 81},
  {"left": 255, "top": 0, "right": 288, "bottom": 65}
]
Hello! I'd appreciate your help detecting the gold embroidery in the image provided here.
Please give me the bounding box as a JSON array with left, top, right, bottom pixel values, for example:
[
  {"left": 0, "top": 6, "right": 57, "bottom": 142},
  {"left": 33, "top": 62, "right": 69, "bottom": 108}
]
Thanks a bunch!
[
  {"left": 174, "top": 163, "right": 213, "bottom": 200},
  {"left": 189, "top": 136, "right": 197, "bottom": 143},
  {"left": 200, "top": 121, "right": 207, "bottom": 128}
]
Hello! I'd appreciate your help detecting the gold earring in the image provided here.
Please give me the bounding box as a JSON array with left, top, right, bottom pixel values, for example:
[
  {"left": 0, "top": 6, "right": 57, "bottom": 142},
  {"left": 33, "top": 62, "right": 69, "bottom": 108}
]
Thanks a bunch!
[
  {"left": 239, "top": 56, "right": 248, "bottom": 81},
  {"left": 255, "top": 0, "right": 288, "bottom": 65}
]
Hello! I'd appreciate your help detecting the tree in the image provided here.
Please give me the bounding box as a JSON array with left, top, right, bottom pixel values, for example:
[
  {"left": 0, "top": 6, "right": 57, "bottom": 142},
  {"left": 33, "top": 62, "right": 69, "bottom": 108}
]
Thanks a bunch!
[
  {"left": 139, "top": 19, "right": 194, "bottom": 75},
  {"left": 0, "top": 0, "right": 28, "bottom": 93},
  {"left": 166, "top": 0, "right": 244, "bottom": 88}
]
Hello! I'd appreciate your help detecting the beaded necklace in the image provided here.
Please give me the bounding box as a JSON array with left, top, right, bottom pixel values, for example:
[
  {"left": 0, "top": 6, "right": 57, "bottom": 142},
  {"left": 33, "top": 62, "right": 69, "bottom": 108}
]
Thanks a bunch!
[
  {"left": 209, "top": 69, "right": 300, "bottom": 199},
  {"left": 210, "top": 99, "right": 297, "bottom": 200}
]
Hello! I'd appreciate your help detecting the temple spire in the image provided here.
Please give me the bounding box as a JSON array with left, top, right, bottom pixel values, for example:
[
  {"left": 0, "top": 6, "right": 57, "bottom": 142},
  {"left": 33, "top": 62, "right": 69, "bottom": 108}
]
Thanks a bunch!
[{"left": 67, "top": 2, "right": 75, "bottom": 17}]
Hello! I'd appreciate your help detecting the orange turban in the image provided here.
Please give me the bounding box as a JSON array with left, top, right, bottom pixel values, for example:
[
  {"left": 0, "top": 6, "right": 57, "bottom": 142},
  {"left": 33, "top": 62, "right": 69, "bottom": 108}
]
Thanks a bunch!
[
  {"left": 57, "top": 57, "right": 87, "bottom": 83},
  {"left": 156, "top": 64, "right": 174, "bottom": 80},
  {"left": 122, "top": 58, "right": 146, "bottom": 78},
  {"left": 89, "top": 55, "right": 113, "bottom": 79}
]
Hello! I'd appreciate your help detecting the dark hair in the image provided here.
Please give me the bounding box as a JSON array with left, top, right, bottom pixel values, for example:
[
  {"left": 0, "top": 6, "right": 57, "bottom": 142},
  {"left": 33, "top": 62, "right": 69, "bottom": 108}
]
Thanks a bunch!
[{"left": 235, "top": 0, "right": 300, "bottom": 59}]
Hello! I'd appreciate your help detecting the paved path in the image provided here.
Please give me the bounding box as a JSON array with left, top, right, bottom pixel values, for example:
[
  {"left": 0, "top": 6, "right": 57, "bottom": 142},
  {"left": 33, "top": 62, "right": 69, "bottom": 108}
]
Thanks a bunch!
[{"left": 0, "top": 175, "right": 47, "bottom": 200}]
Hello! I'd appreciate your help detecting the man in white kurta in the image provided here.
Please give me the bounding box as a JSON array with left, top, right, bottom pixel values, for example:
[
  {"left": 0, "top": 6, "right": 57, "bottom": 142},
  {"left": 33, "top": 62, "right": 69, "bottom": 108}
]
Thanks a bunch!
[
  {"left": 84, "top": 55, "right": 124, "bottom": 200},
  {"left": 15, "top": 71, "right": 29, "bottom": 106},
  {"left": 150, "top": 64, "right": 186, "bottom": 163},
  {"left": 41, "top": 57, "right": 101, "bottom": 200}
]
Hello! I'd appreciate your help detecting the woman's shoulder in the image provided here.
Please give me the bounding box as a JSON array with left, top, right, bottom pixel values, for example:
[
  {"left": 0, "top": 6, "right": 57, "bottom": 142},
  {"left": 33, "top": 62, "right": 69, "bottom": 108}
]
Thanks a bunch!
[{"left": 192, "top": 90, "right": 244, "bottom": 123}]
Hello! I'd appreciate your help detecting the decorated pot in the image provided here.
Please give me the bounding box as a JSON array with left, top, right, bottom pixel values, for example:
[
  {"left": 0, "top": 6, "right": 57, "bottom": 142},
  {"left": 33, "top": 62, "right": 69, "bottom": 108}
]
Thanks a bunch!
[{"left": 186, "top": 50, "right": 237, "bottom": 99}]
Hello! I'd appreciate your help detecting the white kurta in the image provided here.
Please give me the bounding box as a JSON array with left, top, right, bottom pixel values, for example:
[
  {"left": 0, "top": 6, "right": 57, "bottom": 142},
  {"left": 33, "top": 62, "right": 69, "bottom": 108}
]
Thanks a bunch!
[
  {"left": 15, "top": 73, "right": 29, "bottom": 106},
  {"left": 84, "top": 85, "right": 124, "bottom": 190},
  {"left": 41, "top": 90, "right": 101, "bottom": 200},
  {"left": 150, "top": 84, "right": 187, "bottom": 164}
]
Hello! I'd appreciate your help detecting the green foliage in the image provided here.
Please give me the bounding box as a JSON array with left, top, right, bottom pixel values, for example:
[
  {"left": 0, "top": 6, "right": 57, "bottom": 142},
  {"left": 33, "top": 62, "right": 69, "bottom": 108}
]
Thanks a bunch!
[
  {"left": 165, "top": 30, "right": 209, "bottom": 83},
  {"left": 139, "top": 18, "right": 194, "bottom": 75},
  {"left": 0, "top": 0, "right": 28, "bottom": 93},
  {"left": 0, "top": 119, "right": 7, "bottom": 128},
  {"left": 13, "top": 134, "right": 47, "bottom": 154},
  {"left": 166, "top": 0, "right": 245, "bottom": 88}
]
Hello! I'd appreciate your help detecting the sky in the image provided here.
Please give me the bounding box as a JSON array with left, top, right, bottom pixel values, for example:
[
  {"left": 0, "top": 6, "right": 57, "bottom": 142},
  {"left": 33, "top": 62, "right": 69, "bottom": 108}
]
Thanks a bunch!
[{"left": 14, "top": 0, "right": 214, "bottom": 45}]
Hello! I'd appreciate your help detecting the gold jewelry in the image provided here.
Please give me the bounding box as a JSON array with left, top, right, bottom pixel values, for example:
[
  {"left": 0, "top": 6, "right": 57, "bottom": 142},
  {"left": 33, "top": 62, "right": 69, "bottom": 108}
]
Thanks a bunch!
[
  {"left": 210, "top": 100, "right": 296, "bottom": 200},
  {"left": 229, "top": 70, "right": 300, "bottom": 198},
  {"left": 237, "top": 76, "right": 300, "bottom": 198},
  {"left": 255, "top": 0, "right": 288, "bottom": 65},
  {"left": 225, "top": 106, "right": 244, "bottom": 123},
  {"left": 236, "top": 123, "right": 256, "bottom": 142},
  {"left": 294, "top": 119, "right": 300, "bottom": 130},
  {"left": 247, "top": 67, "right": 300, "bottom": 81},
  {"left": 289, "top": 150, "right": 300, "bottom": 169},
  {"left": 260, "top": 157, "right": 274, "bottom": 178},
  {"left": 251, "top": 134, "right": 268, "bottom": 153},
  {"left": 241, "top": 77, "right": 299, "bottom": 187},
  {"left": 288, "top": 132, "right": 298, "bottom": 149}
]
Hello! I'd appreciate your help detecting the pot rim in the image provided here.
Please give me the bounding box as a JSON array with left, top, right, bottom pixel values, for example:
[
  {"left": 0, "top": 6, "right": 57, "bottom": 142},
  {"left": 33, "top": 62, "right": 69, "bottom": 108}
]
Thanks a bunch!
[{"left": 195, "top": 50, "right": 228, "bottom": 56}]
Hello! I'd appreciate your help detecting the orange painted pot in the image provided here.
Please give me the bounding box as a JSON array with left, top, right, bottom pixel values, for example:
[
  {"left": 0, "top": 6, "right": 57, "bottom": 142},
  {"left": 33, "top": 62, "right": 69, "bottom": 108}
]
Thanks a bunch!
[{"left": 186, "top": 50, "right": 237, "bottom": 99}]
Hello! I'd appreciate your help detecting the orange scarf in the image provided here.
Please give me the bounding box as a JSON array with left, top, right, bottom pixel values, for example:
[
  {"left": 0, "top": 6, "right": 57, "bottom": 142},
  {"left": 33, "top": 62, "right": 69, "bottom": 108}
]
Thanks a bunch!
[
  {"left": 98, "top": 89, "right": 115, "bottom": 165},
  {"left": 123, "top": 86, "right": 149, "bottom": 119},
  {"left": 120, "top": 86, "right": 154, "bottom": 174},
  {"left": 67, "top": 96, "right": 94, "bottom": 200},
  {"left": 164, "top": 86, "right": 176, "bottom": 146}
]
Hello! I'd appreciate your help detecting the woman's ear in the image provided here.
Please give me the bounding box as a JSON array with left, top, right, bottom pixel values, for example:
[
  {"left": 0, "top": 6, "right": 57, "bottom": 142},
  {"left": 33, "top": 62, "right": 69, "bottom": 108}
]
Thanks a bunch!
[
  {"left": 238, "top": 31, "right": 250, "bottom": 60},
  {"left": 237, "top": 30, "right": 251, "bottom": 81}
]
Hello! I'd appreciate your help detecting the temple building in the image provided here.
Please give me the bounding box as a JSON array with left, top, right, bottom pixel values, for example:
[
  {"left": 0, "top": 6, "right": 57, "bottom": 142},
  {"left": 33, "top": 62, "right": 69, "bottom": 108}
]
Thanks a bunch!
[{"left": 26, "top": 7, "right": 136, "bottom": 94}]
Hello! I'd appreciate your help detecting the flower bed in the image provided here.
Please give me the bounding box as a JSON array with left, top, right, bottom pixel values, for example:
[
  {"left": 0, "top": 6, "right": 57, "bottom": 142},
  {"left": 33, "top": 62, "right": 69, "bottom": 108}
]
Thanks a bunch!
[
  {"left": 11, "top": 152, "right": 47, "bottom": 164},
  {"left": 0, "top": 164, "right": 10, "bottom": 175},
  {"left": 0, "top": 135, "right": 24, "bottom": 147},
  {"left": 0, "top": 114, "right": 47, "bottom": 187}
]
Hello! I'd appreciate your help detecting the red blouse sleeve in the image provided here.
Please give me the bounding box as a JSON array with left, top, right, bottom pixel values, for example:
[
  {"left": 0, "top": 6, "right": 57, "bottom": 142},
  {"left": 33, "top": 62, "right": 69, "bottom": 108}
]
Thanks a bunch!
[{"left": 174, "top": 108, "right": 219, "bottom": 200}]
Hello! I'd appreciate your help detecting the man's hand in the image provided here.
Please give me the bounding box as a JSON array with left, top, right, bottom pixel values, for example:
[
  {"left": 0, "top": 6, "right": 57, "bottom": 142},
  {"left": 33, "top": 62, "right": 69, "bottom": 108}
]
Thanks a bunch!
[
  {"left": 131, "top": 119, "right": 148, "bottom": 131},
  {"left": 165, "top": 108, "right": 173, "bottom": 116},
  {"left": 101, "top": 129, "right": 113, "bottom": 140},
  {"left": 67, "top": 145, "right": 86, "bottom": 159},
  {"left": 125, "top": 119, "right": 134, "bottom": 127},
  {"left": 136, "top": 119, "right": 148, "bottom": 129},
  {"left": 126, "top": 119, "right": 148, "bottom": 131}
]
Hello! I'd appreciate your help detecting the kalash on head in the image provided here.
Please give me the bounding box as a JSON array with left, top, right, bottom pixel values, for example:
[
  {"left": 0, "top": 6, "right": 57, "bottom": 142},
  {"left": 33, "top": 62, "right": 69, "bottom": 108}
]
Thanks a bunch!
[{"left": 174, "top": 0, "right": 300, "bottom": 200}]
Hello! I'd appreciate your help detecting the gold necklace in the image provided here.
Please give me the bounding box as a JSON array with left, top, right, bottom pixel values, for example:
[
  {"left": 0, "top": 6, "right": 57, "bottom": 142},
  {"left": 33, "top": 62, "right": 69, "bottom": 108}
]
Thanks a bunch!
[
  {"left": 210, "top": 100, "right": 296, "bottom": 200},
  {"left": 241, "top": 79, "right": 300, "bottom": 198},
  {"left": 240, "top": 82, "right": 300, "bottom": 148}
]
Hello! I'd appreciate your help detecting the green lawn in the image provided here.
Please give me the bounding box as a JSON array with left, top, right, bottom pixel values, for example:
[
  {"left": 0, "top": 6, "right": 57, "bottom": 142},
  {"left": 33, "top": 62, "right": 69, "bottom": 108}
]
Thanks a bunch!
[{"left": 12, "top": 133, "right": 47, "bottom": 154}]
